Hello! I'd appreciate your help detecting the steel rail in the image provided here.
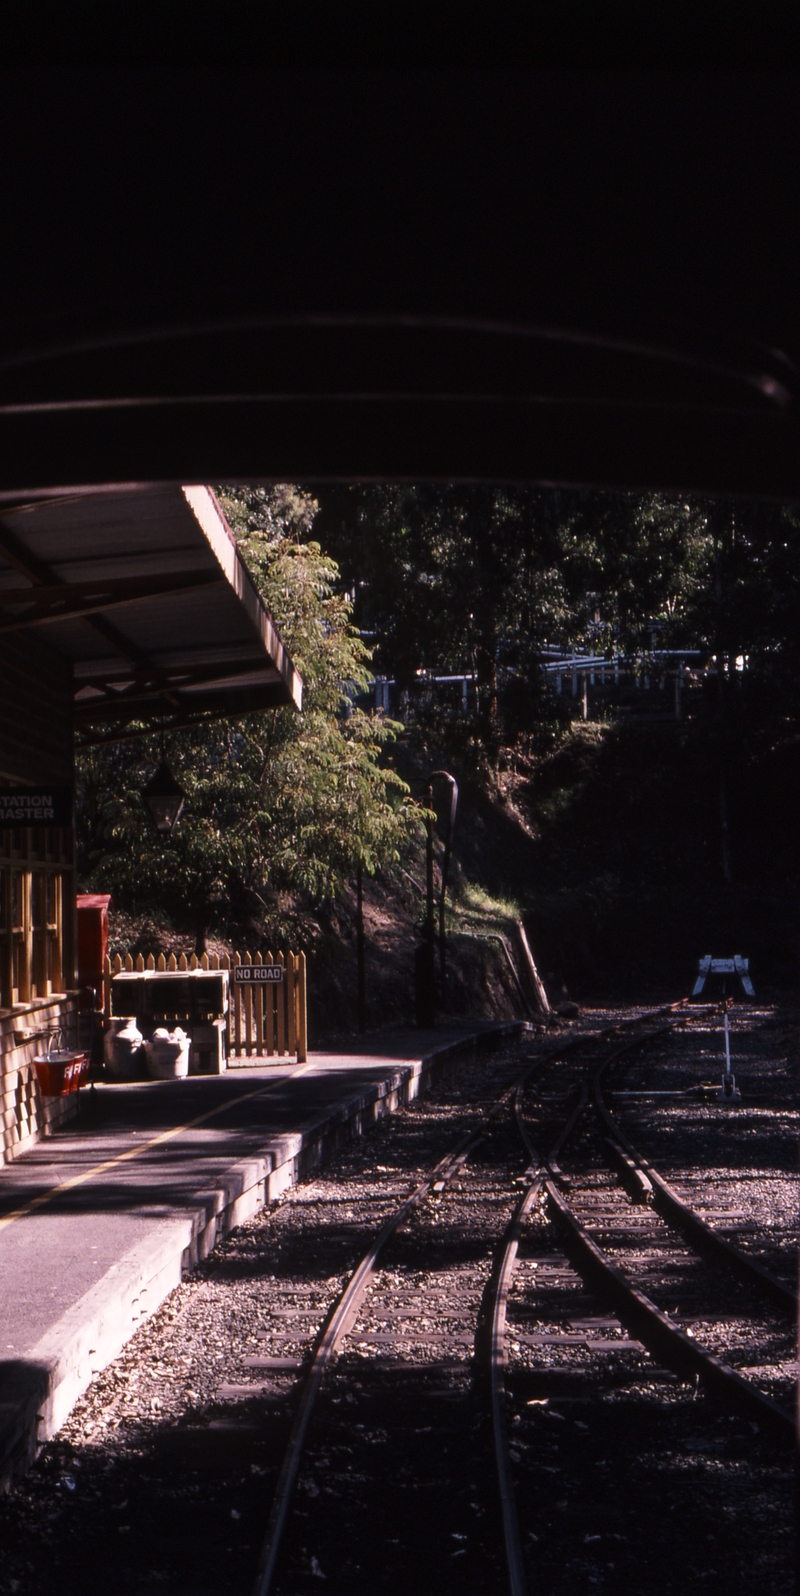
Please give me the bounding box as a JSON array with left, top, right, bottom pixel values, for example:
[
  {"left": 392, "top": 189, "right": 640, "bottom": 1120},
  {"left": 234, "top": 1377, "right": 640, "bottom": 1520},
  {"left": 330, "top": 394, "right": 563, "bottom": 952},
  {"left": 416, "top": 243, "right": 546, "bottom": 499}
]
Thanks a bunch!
[
  {"left": 488, "top": 998, "right": 699, "bottom": 1130},
  {"left": 544, "top": 1177, "right": 795, "bottom": 1440},
  {"left": 251, "top": 1015, "right": 615, "bottom": 1596},
  {"left": 487, "top": 1005, "right": 699, "bottom": 1596},
  {"left": 592, "top": 1055, "right": 797, "bottom": 1313},
  {"left": 513, "top": 1006, "right": 718, "bottom": 1187},
  {"left": 486, "top": 1064, "right": 555, "bottom": 1596},
  {"left": 255, "top": 1002, "right": 725, "bottom": 1596},
  {"left": 529, "top": 1015, "right": 795, "bottom": 1440},
  {"left": 542, "top": 1022, "right": 683, "bottom": 1175},
  {"left": 251, "top": 1125, "right": 484, "bottom": 1596},
  {"left": 489, "top": 1174, "right": 544, "bottom": 1596}
]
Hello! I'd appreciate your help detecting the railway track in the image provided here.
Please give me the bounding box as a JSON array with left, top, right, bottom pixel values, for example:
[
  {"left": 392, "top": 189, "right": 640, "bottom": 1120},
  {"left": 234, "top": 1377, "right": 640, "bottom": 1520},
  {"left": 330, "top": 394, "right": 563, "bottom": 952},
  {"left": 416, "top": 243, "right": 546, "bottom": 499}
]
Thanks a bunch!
[
  {"left": 0, "top": 1003, "right": 794, "bottom": 1596},
  {"left": 492, "top": 1010, "right": 796, "bottom": 1596},
  {"left": 241, "top": 1012, "right": 641, "bottom": 1591},
  {"left": 252, "top": 1000, "right": 797, "bottom": 1596}
]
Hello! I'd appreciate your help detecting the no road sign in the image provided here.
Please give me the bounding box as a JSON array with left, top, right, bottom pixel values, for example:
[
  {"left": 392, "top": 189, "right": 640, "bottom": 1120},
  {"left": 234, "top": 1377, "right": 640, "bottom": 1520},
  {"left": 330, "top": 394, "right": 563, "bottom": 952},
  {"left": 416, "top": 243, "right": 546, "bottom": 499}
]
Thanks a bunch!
[{"left": 233, "top": 964, "right": 283, "bottom": 984}]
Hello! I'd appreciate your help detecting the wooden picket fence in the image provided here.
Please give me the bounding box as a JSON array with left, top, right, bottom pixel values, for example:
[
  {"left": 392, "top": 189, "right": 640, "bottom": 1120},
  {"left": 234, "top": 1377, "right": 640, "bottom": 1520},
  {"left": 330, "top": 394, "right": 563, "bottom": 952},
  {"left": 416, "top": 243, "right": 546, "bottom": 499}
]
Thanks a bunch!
[{"left": 103, "top": 949, "right": 307, "bottom": 1063}]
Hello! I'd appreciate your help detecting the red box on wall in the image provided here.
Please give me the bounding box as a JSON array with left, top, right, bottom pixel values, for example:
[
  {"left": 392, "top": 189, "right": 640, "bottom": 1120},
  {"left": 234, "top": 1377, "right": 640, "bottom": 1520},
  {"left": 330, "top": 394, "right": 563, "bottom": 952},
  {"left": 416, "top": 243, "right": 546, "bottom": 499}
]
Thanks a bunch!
[{"left": 76, "top": 893, "right": 111, "bottom": 1011}]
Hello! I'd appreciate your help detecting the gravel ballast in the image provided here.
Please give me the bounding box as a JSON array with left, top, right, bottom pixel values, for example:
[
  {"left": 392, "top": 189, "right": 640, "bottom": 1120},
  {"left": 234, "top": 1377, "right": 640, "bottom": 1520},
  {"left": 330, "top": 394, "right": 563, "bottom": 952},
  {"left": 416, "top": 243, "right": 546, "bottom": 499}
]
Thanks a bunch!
[{"left": 0, "top": 1004, "right": 794, "bottom": 1596}]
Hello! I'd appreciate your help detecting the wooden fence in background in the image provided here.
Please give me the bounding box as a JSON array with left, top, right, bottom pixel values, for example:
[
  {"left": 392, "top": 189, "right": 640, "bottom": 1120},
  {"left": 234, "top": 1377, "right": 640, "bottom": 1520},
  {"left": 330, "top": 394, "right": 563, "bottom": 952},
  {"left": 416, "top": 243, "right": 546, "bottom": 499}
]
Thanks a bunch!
[{"left": 103, "top": 949, "right": 307, "bottom": 1063}]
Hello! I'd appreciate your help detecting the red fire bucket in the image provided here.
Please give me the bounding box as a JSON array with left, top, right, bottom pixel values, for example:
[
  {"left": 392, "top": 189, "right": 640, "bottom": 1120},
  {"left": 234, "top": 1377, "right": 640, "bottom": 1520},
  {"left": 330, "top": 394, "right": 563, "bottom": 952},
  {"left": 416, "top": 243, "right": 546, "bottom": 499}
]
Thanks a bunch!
[{"left": 32, "top": 1050, "right": 89, "bottom": 1097}]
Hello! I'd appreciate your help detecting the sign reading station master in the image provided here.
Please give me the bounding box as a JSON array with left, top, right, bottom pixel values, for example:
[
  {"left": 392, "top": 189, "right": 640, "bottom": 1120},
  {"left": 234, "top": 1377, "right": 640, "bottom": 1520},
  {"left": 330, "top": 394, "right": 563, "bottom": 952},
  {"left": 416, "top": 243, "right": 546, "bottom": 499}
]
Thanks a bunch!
[
  {"left": 233, "top": 963, "right": 284, "bottom": 985},
  {"left": 0, "top": 787, "right": 73, "bottom": 827}
]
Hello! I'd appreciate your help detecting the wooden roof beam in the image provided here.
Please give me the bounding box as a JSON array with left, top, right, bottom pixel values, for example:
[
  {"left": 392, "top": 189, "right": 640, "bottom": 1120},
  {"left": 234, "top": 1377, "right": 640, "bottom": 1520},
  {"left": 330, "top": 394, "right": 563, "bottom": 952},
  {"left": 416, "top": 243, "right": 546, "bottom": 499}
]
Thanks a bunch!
[{"left": 0, "top": 569, "right": 223, "bottom": 633}]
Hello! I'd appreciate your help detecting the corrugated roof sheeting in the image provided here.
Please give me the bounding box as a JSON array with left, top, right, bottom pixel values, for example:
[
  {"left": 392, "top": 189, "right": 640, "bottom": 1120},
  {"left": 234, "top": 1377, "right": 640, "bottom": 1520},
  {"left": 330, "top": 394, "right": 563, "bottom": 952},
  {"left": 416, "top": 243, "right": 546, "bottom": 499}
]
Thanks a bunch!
[{"left": 0, "top": 488, "right": 210, "bottom": 580}]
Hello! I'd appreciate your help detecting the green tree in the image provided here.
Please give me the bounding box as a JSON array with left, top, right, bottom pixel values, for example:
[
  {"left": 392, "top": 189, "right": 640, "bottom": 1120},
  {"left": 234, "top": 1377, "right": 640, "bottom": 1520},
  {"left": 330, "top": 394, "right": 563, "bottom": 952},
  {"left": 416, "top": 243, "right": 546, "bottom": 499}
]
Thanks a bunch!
[
  {"left": 551, "top": 492, "right": 712, "bottom": 652},
  {"left": 310, "top": 484, "right": 716, "bottom": 758},
  {"left": 311, "top": 484, "right": 582, "bottom": 756},
  {"left": 76, "top": 487, "right": 418, "bottom": 950}
]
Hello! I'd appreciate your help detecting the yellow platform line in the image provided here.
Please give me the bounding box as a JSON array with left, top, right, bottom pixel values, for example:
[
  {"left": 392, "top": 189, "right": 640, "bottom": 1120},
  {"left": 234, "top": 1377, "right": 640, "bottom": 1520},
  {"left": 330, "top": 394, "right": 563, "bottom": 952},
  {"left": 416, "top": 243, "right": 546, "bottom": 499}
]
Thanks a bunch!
[{"left": 0, "top": 1061, "right": 315, "bottom": 1237}]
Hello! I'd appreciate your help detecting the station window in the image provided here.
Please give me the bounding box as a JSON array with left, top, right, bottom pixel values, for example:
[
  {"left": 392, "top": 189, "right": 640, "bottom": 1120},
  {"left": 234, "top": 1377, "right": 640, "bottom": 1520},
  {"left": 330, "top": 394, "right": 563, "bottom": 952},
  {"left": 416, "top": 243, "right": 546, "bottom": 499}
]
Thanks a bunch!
[{"left": 0, "top": 829, "right": 72, "bottom": 1009}]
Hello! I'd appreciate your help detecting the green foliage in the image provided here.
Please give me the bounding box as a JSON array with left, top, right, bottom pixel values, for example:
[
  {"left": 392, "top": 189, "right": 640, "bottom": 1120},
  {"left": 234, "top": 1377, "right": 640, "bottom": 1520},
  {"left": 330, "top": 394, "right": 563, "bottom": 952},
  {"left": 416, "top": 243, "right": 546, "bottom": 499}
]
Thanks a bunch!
[
  {"left": 550, "top": 492, "right": 713, "bottom": 650},
  {"left": 311, "top": 487, "right": 721, "bottom": 753},
  {"left": 76, "top": 479, "right": 800, "bottom": 985},
  {"left": 76, "top": 487, "right": 419, "bottom": 949},
  {"left": 665, "top": 500, "right": 800, "bottom": 753},
  {"left": 312, "top": 485, "right": 583, "bottom": 757},
  {"left": 312, "top": 484, "right": 800, "bottom": 753}
]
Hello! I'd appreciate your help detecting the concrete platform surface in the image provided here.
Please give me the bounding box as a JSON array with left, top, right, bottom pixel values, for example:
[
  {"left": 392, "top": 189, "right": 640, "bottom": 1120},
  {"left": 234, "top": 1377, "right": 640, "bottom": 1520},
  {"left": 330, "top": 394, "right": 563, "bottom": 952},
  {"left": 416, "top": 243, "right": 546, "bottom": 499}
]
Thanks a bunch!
[{"left": 0, "top": 1021, "right": 525, "bottom": 1485}]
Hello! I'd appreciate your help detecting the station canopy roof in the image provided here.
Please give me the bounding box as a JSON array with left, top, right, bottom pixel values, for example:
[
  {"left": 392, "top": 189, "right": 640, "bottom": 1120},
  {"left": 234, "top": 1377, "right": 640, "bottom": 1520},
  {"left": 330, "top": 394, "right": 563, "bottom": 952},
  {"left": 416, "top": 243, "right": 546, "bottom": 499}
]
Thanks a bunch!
[{"left": 0, "top": 484, "right": 302, "bottom": 739}]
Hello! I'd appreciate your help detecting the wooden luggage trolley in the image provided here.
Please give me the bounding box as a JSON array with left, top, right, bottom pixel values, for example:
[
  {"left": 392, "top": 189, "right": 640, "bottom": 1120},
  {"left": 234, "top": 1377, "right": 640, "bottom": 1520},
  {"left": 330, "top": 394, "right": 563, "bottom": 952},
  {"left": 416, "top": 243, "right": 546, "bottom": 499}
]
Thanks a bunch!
[{"left": 104, "top": 950, "right": 307, "bottom": 1067}]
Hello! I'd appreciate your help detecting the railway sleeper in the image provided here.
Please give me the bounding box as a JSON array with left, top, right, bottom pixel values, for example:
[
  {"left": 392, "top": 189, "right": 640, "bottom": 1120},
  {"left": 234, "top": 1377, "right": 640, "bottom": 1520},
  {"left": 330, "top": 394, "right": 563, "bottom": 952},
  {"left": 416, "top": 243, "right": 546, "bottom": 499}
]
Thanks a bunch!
[
  {"left": 602, "top": 1137, "right": 654, "bottom": 1204},
  {"left": 545, "top": 1178, "right": 795, "bottom": 1443},
  {"left": 593, "top": 1078, "right": 796, "bottom": 1313},
  {"left": 646, "top": 1168, "right": 797, "bottom": 1313}
]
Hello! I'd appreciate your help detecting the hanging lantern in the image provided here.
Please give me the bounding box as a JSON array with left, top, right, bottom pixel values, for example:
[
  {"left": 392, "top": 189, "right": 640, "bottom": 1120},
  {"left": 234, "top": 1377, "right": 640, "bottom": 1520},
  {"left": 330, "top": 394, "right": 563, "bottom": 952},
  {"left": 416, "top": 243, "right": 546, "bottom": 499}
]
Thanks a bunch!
[{"left": 141, "top": 761, "right": 185, "bottom": 835}]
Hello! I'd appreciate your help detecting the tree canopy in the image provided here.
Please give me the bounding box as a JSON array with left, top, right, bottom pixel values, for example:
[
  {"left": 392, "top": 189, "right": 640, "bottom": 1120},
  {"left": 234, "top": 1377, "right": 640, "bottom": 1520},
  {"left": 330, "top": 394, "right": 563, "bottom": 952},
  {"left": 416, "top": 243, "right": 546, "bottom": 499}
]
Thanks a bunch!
[
  {"left": 309, "top": 485, "right": 727, "bottom": 750},
  {"left": 77, "top": 481, "right": 800, "bottom": 956},
  {"left": 76, "top": 487, "right": 418, "bottom": 950}
]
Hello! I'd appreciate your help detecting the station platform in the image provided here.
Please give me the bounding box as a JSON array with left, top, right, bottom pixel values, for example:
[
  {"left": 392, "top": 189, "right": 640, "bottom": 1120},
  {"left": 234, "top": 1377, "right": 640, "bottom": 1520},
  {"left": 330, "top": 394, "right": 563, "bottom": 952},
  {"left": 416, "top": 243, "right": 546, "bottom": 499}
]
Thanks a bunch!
[{"left": 0, "top": 1020, "right": 525, "bottom": 1487}]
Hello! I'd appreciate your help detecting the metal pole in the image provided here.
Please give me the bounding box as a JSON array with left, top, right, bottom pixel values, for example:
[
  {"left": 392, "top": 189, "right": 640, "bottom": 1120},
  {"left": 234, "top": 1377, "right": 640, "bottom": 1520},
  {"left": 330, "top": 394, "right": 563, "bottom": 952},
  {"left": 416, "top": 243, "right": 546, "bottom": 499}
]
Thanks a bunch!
[
  {"left": 717, "top": 992, "right": 740, "bottom": 1101},
  {"left": 425, "top": 780, "right": 435, "bottom": 954},
  {"left": 414, "top": 780, "right": 438, "bottom": 1028},
  {"left": 356, "top": 864, "right": 366, "bottom": 1033},
  {"left": 429, "top": 771, "right": 458, "bottom": 1007}
]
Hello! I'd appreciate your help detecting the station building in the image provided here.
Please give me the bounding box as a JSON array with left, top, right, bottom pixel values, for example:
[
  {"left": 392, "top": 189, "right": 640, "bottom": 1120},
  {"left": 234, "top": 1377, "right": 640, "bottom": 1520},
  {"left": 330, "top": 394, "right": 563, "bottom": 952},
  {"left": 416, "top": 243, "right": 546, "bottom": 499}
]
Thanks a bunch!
[{"left": 0, "top": 484, "right": 301, "bottom": 1164}]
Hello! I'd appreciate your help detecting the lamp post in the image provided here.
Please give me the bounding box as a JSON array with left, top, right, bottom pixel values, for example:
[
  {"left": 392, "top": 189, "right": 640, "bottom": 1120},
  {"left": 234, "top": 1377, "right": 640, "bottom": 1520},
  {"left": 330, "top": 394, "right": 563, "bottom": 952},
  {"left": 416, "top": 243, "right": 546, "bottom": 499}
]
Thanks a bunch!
[
  {"left": 356, "top": 863, "right": 366, "bottom": 1033},
  {"left": 429, "top": 770, "right": 458, "bottom": 1006},
  {"left": 415, "top": 769, "right": 458, "bottom": 1026}
]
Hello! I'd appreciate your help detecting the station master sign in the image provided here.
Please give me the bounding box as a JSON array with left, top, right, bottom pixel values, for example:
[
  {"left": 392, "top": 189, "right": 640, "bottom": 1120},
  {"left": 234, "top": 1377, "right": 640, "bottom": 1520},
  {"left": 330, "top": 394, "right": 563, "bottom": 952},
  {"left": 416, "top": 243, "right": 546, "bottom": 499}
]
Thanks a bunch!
[{"left": 0, "top": 788, "right": 73, "bottom": 826}]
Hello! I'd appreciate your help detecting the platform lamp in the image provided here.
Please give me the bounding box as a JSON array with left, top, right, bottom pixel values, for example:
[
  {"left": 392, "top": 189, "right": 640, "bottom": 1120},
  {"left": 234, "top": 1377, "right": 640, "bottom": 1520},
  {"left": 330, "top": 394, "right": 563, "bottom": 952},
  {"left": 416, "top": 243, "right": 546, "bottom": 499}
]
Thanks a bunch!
[
  {"left": 141, "top": 762, "right": 185, "bottom": 835},
  {"left": 141, "top": 761, "right": 185, "bottom": 835},
  {"left": 141, "top": 715, "right": 186, "bottom": 835}
]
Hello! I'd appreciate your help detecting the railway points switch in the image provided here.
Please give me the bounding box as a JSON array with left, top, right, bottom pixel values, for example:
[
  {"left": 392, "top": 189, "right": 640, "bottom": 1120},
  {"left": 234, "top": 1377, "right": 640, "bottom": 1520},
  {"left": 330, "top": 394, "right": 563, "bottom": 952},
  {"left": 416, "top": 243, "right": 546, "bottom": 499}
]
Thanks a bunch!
[
  {"left": 691, "top": 958, "right": 749, "bottom": 1105},
  {"left": 716, "top": 1005, "right": 742, "bottom": 1105}
]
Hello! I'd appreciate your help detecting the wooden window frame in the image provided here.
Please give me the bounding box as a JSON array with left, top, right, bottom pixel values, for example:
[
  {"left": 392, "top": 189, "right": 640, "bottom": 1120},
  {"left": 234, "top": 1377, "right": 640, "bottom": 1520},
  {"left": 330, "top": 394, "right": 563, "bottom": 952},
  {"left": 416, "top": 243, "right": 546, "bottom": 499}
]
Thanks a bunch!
[{"left": 0, "top": 827, "right": 73, "bottom": 1010}]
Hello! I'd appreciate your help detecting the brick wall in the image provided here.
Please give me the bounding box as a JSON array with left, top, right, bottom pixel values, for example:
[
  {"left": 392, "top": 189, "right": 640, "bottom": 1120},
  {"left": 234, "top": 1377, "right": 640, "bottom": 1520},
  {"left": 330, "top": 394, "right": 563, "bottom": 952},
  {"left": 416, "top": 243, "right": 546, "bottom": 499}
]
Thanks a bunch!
[{"left": 1, "top": 995, "right": 80, "bottom": 1166}]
